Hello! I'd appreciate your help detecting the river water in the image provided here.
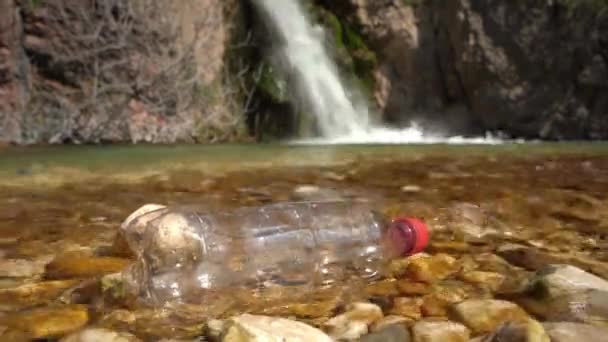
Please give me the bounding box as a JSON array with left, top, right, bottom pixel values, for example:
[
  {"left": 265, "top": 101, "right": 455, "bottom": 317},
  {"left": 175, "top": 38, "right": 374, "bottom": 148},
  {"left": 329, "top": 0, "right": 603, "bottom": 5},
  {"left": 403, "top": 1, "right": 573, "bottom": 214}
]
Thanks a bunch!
[{"left": 0, "top": 143, "right": 607, "bottom": 339}]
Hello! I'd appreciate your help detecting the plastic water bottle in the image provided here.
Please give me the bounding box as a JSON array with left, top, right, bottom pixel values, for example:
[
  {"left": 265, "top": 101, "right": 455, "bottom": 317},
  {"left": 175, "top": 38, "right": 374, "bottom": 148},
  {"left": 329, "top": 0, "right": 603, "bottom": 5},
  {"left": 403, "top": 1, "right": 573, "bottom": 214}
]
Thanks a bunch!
[{"left": 121, "top": 201, "right": 428, "bottom": 306}]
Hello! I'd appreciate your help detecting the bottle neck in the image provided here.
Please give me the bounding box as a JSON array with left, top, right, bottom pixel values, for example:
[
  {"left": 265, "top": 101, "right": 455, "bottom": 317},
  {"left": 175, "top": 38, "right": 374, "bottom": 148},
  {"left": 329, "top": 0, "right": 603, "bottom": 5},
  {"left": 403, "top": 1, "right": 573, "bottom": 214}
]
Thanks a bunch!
[{"left": 385, "top": 219, "right": 417, "bottom": 257}]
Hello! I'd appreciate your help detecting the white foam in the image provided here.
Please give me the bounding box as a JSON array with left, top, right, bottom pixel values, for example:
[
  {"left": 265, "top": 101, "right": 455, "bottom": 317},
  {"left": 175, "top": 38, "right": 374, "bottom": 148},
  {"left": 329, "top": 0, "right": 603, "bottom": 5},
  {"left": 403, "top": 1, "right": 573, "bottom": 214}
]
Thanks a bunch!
[{"left": 290, "top": 124, "right": 507, "bottom": 145}]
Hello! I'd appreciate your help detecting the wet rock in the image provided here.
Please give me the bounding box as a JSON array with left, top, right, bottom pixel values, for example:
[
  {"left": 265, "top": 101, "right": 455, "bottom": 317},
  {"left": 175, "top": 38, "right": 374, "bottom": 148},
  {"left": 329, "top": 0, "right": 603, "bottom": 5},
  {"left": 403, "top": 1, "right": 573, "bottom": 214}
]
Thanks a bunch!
[
  {"left": 129, "top": 306, "right": 208, "bottom": 339},
  {"left": 401, "top": 185, "right": 422, "bottom": 193},
  {"left": 323, "top": 302, "right": 383, "bottom": 340},
  {"left": 420, "top": 283, "right": 470, "bottom": 317},
  {"left": 445, "top": 203, "right": 502, "bottom": 242},
  {"left": 361, "top": 324, "right": 411, "bottom": 342},
  {"left": 45, "top": 252, "right": 131, "bottom": 279},
  {"left": 543, "top": 322, "right": 608, "bottom": 342},
  {"left": 396, "top": 280, "right": 432, "bottom": 296},
  {"left": 206, "top": 319, "right": 225, "bottom": 341},
  {"left": 61, "top": 328, "right": 141, "bottom": 342},
  {"left": 472, "top": 253, "right": 525, "bottom": 274},
  {"left": 390, "top": 297, "right": 423, "bottom": 320},
  {"left": 366, "top": 279, "right": 400, "bottom": 297},
  {"left": 497, "top": 244, "right": 563, "bottom": 271},
  {"left": 427, "top": 241, "right": 470, "bottom": 254},
  {"left": 370, "top": 315, "right": 413, "bottom": 332},
  {"left": 411, "top": 320, "right": 470, "bottom": 342},
  {"left": 322, "top": 171, "right": 346, "bottom": 182},
  {"left": 450, "top": 299, "right": 530, "bottom": 334},
  {"left": 518, "top": 265, "right": 608, "bottom": 323},
  {"left": 1, "top": 305, "right": 89, "bottom": 339},
  {"left": 98, "top": 309, "right": 136, "bottom": 332},
  {"left": 497, "top": 245, "right": 608, "bottom": 279},
  {"left": 478, "top": 319, "right": 550, "bottom": 342},
  {"left": 530, "top": 264, "right": 608, "bottom": 296},
  {"left": 0, "top": 279, "right": 80, "bottom": 310},
  {"left": 223, "top": 314, "right": 332, "bottom": 342},
  {"left": 459, "top": 271, "right": 505, "bottom": 292},
  {"left": 387, "top": 257, "right": 416, "bottom": 278},
  {"left": 256, "top": 297, "right": 340, "bottom": 319},
  {"left": 405, "top": 254, "right": 459, "bottom": 283},
  {"left": 0, "top": 258, "right": 46, "bottom": 278}
]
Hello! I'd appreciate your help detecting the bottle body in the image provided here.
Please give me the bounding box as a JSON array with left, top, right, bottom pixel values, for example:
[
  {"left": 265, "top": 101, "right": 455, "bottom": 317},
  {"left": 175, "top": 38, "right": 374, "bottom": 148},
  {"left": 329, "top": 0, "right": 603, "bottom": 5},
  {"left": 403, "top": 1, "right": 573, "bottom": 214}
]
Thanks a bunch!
[{"left": 122, "top": 201, "right": 426, "bottom": 305}]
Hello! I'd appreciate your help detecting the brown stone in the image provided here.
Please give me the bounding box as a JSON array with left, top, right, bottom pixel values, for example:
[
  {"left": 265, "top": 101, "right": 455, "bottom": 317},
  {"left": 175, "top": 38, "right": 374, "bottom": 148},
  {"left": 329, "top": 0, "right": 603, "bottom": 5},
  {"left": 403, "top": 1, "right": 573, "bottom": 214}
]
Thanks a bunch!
[
  {"left": 412, "top": 320, "right": 470, "bottom": 342},
  {"left": 389, "top": 297, "right": 423, "bottom": 320},
  {"left": 45, "top": 252, "right": 131, "bottom": 279},
  {"left": 459, "top": 271, "right": 506, "bottom": 292},
  {"left": 0, "top": 280, "right": 80, "bottom": 310},
  {"left": 1, "top": 305, "right": 89, "bottom": 339},
  {"left": 405, "top": 254, "right": 460, "bottom": 283},
  {"left": 366, "top": 279, "right": 400, "bottom": 297},
  {"left": 449, "top": 300, "right": 530, "bottom": 334},
  {"left": 396, "top": 280, "right": 432, "bottom": 296}
]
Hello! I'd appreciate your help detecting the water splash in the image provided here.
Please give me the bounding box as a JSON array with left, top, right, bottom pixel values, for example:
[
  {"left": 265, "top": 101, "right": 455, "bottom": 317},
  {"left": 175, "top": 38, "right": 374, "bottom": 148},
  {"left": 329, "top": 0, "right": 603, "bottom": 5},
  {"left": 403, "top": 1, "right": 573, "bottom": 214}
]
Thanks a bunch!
[
  {"left": 292, "top": 123, "right": 507, "bottom": 145},
  {"left": 256, "top": 0, "right": 502, "bottom": 145}
]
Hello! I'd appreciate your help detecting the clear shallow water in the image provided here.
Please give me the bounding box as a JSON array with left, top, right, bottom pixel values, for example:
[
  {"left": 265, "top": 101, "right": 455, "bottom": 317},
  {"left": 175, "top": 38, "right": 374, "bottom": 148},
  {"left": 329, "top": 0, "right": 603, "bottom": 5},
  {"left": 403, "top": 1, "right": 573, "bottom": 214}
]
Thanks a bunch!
[
  {"left": 0, "top": 143, "right": 605, "bottom": 177},
  {"left": 1, "top": 142, "right": 608, "bottom": 339}
]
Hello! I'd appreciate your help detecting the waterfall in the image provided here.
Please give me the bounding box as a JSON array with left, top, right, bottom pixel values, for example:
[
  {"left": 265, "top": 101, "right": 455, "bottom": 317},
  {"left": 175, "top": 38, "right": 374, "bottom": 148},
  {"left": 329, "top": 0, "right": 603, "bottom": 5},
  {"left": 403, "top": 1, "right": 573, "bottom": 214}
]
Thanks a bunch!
[
  {"left": 254, "top": 0, "right": 369, "bottom": 137},
  {"left": 254, "top": 0, "right": 504, "bottom": 145}
]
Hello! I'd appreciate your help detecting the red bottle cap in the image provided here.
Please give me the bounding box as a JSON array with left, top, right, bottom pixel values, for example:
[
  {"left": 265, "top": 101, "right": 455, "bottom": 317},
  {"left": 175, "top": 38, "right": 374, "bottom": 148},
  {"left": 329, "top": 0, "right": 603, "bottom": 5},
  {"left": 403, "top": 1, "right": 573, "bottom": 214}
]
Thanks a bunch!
[{"left": 389, "top": 217, "right": 429, "bottom": 256}]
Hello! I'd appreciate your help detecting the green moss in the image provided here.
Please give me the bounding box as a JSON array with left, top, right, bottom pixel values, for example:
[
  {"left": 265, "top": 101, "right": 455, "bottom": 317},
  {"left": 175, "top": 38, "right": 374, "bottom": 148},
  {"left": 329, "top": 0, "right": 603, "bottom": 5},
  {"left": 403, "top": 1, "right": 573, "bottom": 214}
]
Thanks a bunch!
[
  {"left": 307, "top": 3, "right": 378, "bottom": 100},
  {"left": 28, "top": 0, "right": 43, "bottom": 8},
  {"left": 559, "top": 0, "right": 608, "bottom": 15},
  {"left": 258, "top": 64, "right": 288, "bottom": 103},
  {"left": 401, "top": 0, "right": 426, "bottom": 6}
]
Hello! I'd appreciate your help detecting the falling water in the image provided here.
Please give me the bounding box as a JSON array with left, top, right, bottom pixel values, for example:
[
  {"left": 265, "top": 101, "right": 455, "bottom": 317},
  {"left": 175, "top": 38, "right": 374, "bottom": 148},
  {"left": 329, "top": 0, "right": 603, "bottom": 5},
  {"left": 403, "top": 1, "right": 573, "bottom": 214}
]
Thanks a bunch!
[
  {"left": 254, "top": 0, "right": 369, "bottom": 137},
  {"left": 255, "top": 0, "right": 504, "bottom": 144}
]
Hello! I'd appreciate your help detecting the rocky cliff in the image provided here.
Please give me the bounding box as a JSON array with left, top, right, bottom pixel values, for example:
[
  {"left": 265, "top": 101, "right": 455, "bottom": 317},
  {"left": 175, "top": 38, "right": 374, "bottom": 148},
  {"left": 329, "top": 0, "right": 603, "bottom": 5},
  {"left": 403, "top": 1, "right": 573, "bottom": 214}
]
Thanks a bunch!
[
  {"left": 1, "top": 0, "right": 607, "bottom": 143},
  {"left": 0, "top": 0, "right": 247, "bottom": 144},
  {"left": 320, "top": 0, "right": 608, "bottom": 139}
]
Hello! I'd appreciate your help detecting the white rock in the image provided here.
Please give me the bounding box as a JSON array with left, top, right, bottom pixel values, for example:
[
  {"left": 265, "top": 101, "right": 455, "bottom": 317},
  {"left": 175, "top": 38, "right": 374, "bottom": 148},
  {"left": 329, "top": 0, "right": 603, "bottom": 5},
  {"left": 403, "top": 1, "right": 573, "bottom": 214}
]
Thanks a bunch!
[
  {"left": 222, "top": 314, "right": 332, "bottom": 342},
  {"left": 61, "top": 328, "right": 141, "bottom": 342},
  {"left": 328, "top": 320, "right": 368, "bottom": 341},
  {"left": 324, "top": 302, "right": 383, "bottom": 340},
  {"left": 207, "top": 319, "right": 226, "bottom": 340},
  {"left": 412, "top": 321, "right": 470, "bottom": 342},
  {"left": 535, "top": 264, "right": 608, "bottom": 297},
  {"left": 543, "top": 322, "right": 608, "bottom": 342}
]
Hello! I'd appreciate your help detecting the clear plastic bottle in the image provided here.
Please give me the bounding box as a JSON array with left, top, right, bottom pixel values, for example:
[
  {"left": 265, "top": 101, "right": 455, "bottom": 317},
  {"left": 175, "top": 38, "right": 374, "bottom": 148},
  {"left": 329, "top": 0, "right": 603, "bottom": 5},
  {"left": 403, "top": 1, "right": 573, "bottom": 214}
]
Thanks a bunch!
[{"left": 121, "top": 201, "right": 428, "bottom": 306}]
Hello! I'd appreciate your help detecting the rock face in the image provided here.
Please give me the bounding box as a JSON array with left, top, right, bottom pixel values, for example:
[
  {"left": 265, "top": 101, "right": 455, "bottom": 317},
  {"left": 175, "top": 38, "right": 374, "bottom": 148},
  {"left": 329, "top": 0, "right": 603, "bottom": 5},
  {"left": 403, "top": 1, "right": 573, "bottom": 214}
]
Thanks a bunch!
[
  {"left": 0, "top": 0, "right": 245, "bottom": 144},
  {"left": 2, "top": 0, "right": 608, "bottom": 142},
  {"left": 320, "top": 0, "right": 608, "bottom": 140}
]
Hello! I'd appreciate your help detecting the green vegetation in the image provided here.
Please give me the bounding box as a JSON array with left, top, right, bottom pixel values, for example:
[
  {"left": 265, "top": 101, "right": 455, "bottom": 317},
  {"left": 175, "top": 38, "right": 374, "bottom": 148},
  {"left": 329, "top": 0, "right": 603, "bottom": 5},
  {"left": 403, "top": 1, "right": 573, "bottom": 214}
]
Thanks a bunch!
[
  {"left": 307, "top": 3, "right": 378, "bottom": 99},
  {"left": 401, "top": 0, "right": 426, "bottom": 6},
  {"left": 27, "top": 0, "right": 43, "bottom": 8},
  {"left": 258, "top": 64, "right": 288, "bottom": 103},
  {"left": 560, "top": 0, "right": 608, "bottom": 15}
]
